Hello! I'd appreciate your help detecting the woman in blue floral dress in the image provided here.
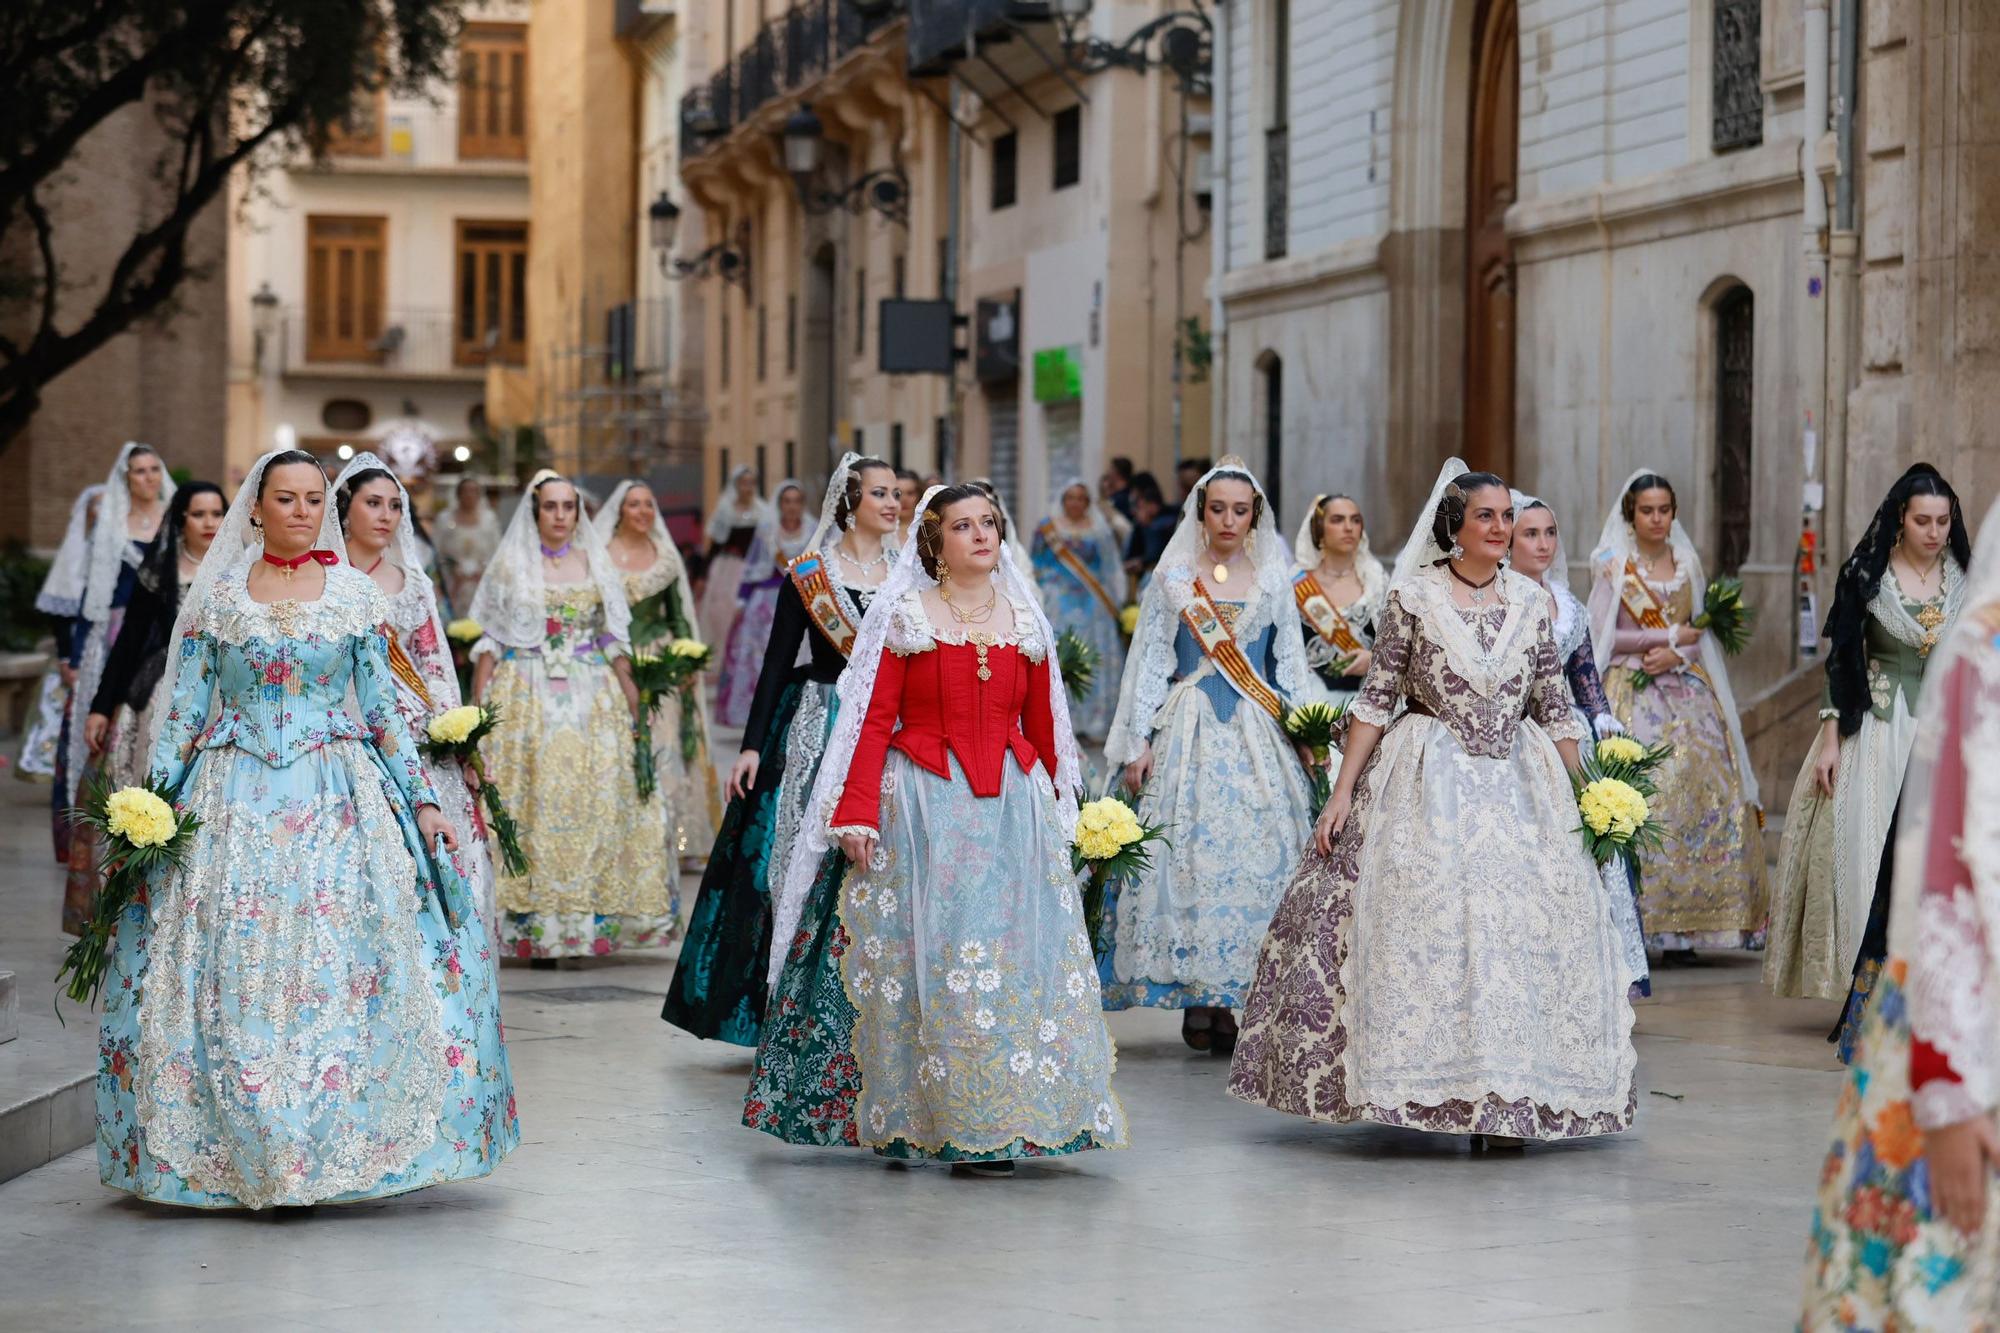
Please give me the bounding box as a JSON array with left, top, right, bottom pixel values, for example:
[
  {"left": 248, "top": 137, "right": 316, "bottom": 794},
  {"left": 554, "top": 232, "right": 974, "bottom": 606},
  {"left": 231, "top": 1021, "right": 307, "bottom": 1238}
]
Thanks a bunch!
[
  {"left": 96, "top": 449, "right": 516, "bottom": 1209},
  {"left": 1030, "top": 479, "right": 1127, "bottom": 741}
]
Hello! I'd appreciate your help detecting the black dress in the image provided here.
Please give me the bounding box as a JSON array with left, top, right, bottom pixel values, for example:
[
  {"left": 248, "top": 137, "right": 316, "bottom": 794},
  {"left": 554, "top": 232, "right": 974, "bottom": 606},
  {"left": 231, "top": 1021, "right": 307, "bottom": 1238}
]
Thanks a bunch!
[{"left": 662, "top": 576, "right": 872, "bottom": 1045}]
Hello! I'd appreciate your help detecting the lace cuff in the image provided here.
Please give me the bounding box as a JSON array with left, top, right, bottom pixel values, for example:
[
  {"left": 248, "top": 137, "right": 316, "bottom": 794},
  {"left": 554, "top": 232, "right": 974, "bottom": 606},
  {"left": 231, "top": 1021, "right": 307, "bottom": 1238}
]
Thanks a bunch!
[
  {"left": 827, "top": 822, "right": 878, "bottom": 839},
  {"left": 1817, "top": 707, "right": 1840, "bottom": 721},
  {"left": 1592, "top": 713, "right": 1624, "bottom": 737},
  {"left": 1348, "top": 696, "right": 1394, "bottom": 729},
  {"left": 1912, "top": 1079, "right": 1991, "bottom": 1132}
]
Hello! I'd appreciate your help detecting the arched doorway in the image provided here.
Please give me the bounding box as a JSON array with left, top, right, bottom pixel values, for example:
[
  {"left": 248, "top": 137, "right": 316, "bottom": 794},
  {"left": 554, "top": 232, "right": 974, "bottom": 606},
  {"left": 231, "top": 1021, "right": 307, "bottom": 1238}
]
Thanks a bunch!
[{"left": 1462, "top": 0, "right": 1518, "bottom": 479}]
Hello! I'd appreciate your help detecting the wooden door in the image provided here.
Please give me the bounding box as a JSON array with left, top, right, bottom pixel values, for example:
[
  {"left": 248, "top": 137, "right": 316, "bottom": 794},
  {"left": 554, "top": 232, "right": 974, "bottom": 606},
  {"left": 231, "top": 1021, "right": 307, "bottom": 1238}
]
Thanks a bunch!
[
  {"left": 1463, "top": 0, "right": 1518, "bottom": 479},
  {"left": 306, "top": 216, "right": 386, "bottom": 362}
]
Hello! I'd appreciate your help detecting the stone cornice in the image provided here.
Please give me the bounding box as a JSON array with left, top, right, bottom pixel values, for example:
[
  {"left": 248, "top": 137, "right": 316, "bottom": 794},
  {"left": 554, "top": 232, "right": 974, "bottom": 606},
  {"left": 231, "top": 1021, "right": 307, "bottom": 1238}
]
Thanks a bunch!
[
  {"left": 1216, "top": 234, "right": 1388, "bottom": 316},
  {"left": 1508, "top": 139, "right": 1805, "bottom": 263}
]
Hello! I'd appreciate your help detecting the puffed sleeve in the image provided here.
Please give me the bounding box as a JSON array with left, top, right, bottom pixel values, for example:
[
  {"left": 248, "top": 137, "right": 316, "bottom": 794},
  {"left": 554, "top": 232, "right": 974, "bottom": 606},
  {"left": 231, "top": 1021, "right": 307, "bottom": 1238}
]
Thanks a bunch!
[
  {"left": 354, "top": 621, "right": 444, "bottom": 813},
  {"left": 147, "top": 622, "right": 219, "bottom": 795},
  {"left": 1349, "top": 592, "right": 1413, "bottom": 728},
  {"left": 828, "top": 647, "right": 910, "bottom": 834}
]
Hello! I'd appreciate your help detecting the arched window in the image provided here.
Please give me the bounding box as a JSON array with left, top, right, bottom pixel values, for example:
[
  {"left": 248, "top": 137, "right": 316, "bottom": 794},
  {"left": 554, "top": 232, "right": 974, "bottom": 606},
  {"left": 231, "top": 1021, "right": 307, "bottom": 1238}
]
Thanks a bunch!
[
  {"left": 1713, "top": 285, "right": 1755, "bottom": 574},
  {"left": 1258, "top": 351, "right": 1284, "bottom": 525}
]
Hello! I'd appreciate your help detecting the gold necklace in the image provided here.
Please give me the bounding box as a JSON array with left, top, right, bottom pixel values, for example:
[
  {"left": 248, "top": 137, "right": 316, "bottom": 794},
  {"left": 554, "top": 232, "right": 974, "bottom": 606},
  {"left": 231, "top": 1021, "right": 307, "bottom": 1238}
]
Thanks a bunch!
[{"left": 939, "top": 578, "right": 997, "bottom": 625}]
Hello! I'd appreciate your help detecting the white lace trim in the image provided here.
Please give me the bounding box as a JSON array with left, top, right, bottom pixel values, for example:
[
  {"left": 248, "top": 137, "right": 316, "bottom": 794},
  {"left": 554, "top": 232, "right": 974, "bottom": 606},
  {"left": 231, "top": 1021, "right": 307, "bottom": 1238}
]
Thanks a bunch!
[
  {"left": 1870, "top": 558, "right": 1966, "bottom": 652},
  {"left": 195, "top": 565, "right": 389, "bottom": 648}
]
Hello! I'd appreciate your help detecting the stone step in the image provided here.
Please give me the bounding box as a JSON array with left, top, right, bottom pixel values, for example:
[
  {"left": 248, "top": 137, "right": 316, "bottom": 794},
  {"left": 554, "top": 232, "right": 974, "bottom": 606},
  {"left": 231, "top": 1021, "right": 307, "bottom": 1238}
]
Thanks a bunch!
[{"left": 0, "top": 970, "right": 14, "bottom": 1044}]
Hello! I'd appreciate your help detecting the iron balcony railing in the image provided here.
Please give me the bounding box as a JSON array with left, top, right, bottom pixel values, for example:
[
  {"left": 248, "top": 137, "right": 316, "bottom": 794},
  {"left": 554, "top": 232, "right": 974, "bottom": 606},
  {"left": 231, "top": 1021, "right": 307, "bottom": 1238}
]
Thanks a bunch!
[{"left": 680, "top": 0, "right": 904, "bottom": 156}]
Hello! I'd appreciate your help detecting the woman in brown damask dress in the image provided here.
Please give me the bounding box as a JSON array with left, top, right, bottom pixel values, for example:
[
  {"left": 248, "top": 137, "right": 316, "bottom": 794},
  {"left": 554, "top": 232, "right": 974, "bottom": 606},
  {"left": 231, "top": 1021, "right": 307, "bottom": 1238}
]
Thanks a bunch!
[{"left": 1229, "top": 463, "right": 1639, "bottom": 1148}]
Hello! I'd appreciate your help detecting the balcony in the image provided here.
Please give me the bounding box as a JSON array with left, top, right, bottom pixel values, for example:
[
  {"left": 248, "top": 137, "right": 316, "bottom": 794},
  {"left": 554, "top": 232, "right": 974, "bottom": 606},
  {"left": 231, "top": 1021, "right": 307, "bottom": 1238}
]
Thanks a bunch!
[
  {"left": 680, "top": 0, "right": 903, "bottom": 156},
  {"left": 273, "top": 306, "right": 511, "bottom": 383},
  {"left": 302, "top": 101, "right": 529, "bottom": 177},
  {"left": 906, "top": 0, "right": 1052, "bottom": 74}
]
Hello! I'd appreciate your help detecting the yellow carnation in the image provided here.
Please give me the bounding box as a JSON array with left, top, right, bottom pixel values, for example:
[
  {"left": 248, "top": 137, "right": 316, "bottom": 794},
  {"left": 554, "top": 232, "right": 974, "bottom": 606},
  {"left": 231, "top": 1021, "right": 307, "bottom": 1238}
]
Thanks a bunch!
[
  {"left": 1077, "top": 828, "right": 1123, "bottom": 861},
  {"left": 1119, "top": 604, "right": 1141, "bottom": 636},
  {"left": 428, "top": 705, "right": 484, "bottom": 746},
  {"left": 1579, "top": 777, "right": 1649, "bottom": 839},
  {"left": 669, "top": 638, "right": 708, "bottom": 659},
  {"left": 446, "top": 617, "right": 482, "bottom": 642},
  {"left": 105, "top": 787, "right": 177, "bottom": 849},
  {"left": 1595, "top": 736, "right": 1646, "bottom": 765}
]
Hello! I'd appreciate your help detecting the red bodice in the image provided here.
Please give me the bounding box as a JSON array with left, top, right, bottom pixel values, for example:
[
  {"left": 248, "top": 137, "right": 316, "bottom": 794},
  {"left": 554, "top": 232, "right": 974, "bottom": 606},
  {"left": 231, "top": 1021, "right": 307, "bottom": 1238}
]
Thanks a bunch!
[{"left": 830, "top": 638, "right": 1058, "bottom": 831}]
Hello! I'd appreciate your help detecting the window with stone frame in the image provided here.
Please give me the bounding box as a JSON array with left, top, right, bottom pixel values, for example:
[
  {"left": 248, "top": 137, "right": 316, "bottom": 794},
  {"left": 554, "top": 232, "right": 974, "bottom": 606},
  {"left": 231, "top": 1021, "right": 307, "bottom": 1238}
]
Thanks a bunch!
[{"left": 1712, "top": 0, "right": 1762, "bottom": 152}]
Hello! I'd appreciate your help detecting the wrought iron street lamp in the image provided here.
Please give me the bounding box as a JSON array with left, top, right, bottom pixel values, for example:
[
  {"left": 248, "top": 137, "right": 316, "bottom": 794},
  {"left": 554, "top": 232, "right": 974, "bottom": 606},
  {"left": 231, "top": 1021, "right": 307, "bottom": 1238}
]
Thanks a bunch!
[
  {"left": 1053, "top": 2, "right": 1213, "bottom": 96},
  {"left": 648, "top": 192, "right": 752, "bottom": 293},
  {"left": 782, "top": 104, "right": 911, "bottom": 227}
]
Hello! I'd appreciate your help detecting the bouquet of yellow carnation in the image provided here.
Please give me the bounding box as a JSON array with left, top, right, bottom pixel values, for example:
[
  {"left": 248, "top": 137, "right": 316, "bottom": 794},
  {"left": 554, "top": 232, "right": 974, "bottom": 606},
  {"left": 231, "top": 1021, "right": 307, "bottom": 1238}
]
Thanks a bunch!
[
  {"left": 445, "top": 617, "right": 482, "bottom": 643},
  {"left": 1071, "top": 795, "right": 1168, "bottom": 960},
  {"left": 1118, "top": 604, "right": 1141, "bottom": 638},
  {"left": 58, "top": 776, "right": 201, "bottom": 1015},
  {"left": 1572, "top": 754, "right": 1667, "bottom": 876},
  {"left": 629, "top": 640, "right": 712, "bottom": 800},
  {"left": 419, "top": 704, "right": 528, "bottom": 876},
  {"left": 1056, "top": 629, "right": 1101, "bottom": 704}
]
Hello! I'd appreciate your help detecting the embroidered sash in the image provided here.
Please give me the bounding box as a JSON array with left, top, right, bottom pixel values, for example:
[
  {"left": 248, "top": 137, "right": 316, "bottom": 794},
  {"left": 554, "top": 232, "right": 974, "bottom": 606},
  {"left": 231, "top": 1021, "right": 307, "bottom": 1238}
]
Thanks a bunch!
[
  {"left": 384, "top": 630, "right": 435, "bottom": 711},
  {"left": 1180, "top": 578, "right": 1286, "bottom": 722},
  {"left": 1616, "top": 558, "right": 1672, "bottom": 633},
  {"left": 1292, "top": 569, "right": 1364, "bottom": 654},
  {"left": 789, "top": 552, "right": 860, "bottom": 658},
  {"left": 1037, "top": 519, "right": 1121, "bottom": 623}
]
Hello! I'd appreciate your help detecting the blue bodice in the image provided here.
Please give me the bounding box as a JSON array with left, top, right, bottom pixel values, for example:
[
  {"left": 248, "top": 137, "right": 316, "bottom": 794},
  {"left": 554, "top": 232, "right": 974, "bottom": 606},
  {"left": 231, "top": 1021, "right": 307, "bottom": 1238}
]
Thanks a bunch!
[
  {"left": 150, "top": 565, "right": 439, "bottom": 810},
  {"left": 1172, "top": 611, "right": 1281, "bottom": 722}
]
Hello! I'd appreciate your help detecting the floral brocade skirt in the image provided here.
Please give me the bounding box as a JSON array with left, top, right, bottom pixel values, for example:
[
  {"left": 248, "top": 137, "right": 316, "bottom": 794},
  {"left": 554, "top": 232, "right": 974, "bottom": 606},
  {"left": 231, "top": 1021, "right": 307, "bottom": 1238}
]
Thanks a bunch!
[
  {"left": 1801, "top": 961, "right": 2000, "bottom": 1328},
  {"left": 1604, "top": 666, "right": 1767, "bottom": 948},
  {"left": 1228, "top": 715, "right": 1638, "bottom": 1141},
  {"left": 746, "top": 752, "right": 1125, "bottom": 1160},
  {"left": 97, "top": 739, "right": 517, "bottom": 1208},
  {"left": 716, "top": 580, "right": 781, "bottom": 728},
  {"left": 485, "top": 653, "right": 679, "bottom": 959}
]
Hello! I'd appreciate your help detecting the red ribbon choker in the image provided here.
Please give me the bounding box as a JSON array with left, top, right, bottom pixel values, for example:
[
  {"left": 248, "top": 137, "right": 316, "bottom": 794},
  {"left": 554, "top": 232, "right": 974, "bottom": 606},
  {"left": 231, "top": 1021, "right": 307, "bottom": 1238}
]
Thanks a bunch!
[{"left": 261, "top": 549, "right": 340, "bottom": 575}]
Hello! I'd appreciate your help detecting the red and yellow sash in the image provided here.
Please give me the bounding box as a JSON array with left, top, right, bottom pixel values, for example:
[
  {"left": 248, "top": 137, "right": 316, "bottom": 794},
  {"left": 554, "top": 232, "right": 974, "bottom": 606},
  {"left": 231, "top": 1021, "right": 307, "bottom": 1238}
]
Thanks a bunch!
[
  {"left": 1180, "top": 578, "right": 1286, "bottom": 723},
  {"left": 1616, "top": 558, "right": 1672, "bottom": 633},
  {"left": 1036, "top": 519, "right": 1121, "bottom": 623},
  {"left": 1291, "top": 569, "right": 1364, "bottom": 655},
  {"left": 384, "top": 630, "right": 435, "bottom": 711},
  {"left": 788, "top": 552, "right": 860, "bottom": 658}
]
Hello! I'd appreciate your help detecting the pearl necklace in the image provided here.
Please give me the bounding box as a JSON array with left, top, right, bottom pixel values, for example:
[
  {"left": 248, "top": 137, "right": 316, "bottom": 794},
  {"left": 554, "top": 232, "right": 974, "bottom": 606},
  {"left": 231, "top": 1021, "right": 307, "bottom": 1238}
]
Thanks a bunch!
[{"left": 837, "top": 540, "right": 891, "bottom": 578}]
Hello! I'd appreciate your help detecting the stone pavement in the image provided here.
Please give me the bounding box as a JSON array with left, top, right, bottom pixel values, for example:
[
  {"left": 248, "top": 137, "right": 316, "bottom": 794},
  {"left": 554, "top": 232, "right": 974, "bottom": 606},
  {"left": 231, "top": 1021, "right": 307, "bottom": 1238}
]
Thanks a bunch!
[{"left": 0, "top": 770, "right": 1846, "bottom": 1330}]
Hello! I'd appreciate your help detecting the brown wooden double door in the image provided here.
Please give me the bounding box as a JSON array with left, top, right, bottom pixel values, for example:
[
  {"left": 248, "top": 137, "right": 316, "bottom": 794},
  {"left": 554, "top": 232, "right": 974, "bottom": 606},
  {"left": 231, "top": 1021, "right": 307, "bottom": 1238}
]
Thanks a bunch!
[{"left": 1463, "top": 0, "right": 1518, "bottom": 480}]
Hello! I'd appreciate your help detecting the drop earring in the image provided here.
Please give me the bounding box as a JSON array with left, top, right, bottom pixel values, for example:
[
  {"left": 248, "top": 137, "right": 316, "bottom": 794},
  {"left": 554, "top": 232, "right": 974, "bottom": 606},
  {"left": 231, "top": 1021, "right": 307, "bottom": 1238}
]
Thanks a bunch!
[{"left": 1450, "top": 541, "right": 1465, "bottom": 561}]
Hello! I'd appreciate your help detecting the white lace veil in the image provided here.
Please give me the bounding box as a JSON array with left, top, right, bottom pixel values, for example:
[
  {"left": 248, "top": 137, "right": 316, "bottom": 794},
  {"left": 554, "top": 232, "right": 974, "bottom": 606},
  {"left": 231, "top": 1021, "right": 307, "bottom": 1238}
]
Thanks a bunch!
[
  {"left": 1291, "top": 492, "right": 1386, "bottom": 617},
  {"left": 143, "top": 448, "right": 308, "bottom": 761},
  {"left": 1103, "top": 456, "right": 1318, "bottom": 767},
  {"left": 1386, "top": 458, "right": 1474, "bottom": 597},
  {"left": 83, "top": 443, "right": 177, "bottom": 623},
  {"left": 591, "top": 479, "right": 691, "bottom": 594},
  {"left": 1511, "top": 488, "right": 1584, "bottom": 653},
  {"left": 1885, "top": 492, "right": 2000, "bottom": 1126},
  {"left": 765, "top": 483, "right": 1084, "bottom": 989},
  {"left": 464, "top": 468, "right": 632, "bottom": 657},
  {"left": 1046, "top": 477, "right": 1128, "bottom": 607},
  {"left": 754, "top": 479, "right": 813, "bottom": 561},
  {"left": 69, "top": 444, "right": 177, "bottom": 802},
  {"left": 35, "top": 484, "right": 104, "bottom": 617},
  {"left": 970, "top": 478, "right": 1038, "bottom": 585},
  {"left": 705, "top": 465, "right": 769, "bottom": 543},
  {"left": 803, "top": 452, "right": 867, "bottom": 557},
  {"left": 319, "top": 452, "right": 457, "bottom": 704},
  {"left": 1586, "top": 465, "right": 1758, "bottom": 805}
]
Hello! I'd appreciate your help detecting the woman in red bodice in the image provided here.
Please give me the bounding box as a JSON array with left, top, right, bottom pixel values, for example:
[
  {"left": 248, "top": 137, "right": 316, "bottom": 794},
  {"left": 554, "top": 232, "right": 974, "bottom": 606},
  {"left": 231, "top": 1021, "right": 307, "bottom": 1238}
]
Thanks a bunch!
[{"left": 744, "top": 484, "right": 1126, "bottom": 1177}]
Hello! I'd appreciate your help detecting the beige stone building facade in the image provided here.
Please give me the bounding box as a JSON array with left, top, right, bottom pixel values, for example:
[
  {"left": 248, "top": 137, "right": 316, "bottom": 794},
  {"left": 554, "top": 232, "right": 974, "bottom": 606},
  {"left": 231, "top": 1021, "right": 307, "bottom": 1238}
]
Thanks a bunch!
[
  {"left": 225, "top": 1, "right": 532, "bottom": 497},
  {"left": 1207, "top": 0, "right": 2000, "bottom": 790},
  {"left": 675, "top": 2, "right": 1213, "bottom": 526}
]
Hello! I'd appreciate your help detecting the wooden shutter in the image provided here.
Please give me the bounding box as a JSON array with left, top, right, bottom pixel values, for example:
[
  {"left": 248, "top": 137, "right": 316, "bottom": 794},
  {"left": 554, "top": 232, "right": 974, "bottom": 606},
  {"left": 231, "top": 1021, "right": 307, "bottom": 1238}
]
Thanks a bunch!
[
  {"left": 459, "top": 23, "right": 528, "bottom": 161},
  {"left": 455, "top": 220, "right": 529, "bottom": 366},
  {"left": 306, "top": 216, "right": 387, "bottom": 362}
]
